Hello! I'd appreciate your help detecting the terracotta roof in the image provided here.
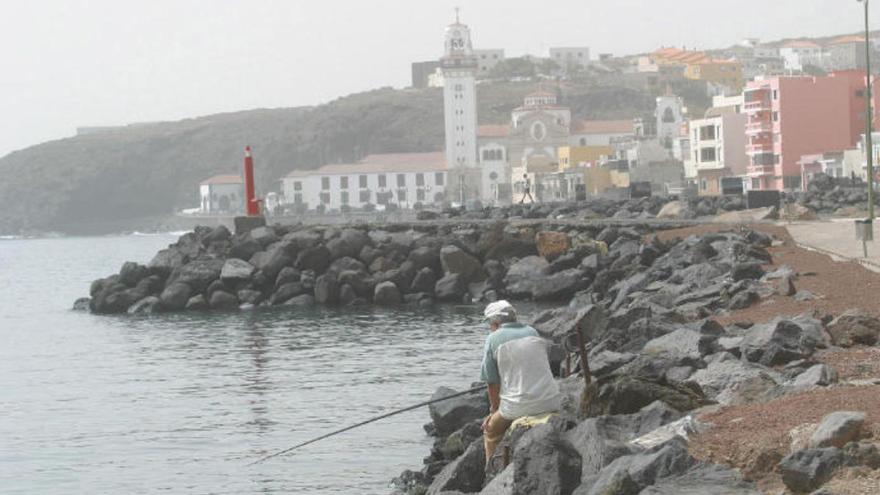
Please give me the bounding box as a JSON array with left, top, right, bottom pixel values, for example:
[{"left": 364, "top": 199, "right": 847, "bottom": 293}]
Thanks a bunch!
[
  {"left": 831, "top": 35, "right": 865, "bottom": 45},
  {"left": 571, "top": 119, "right": 634, "bottom": 135},
  {"left": 783, "top": 40, "right": 821, "bottom": 49},
  {"left": 526, "top": 90, "right": 556, "bottom": 97},
  {"left": 478, "top": 124, "right": 510, "bottom": 137},
  {"left": 285, "top": 152, "right": 448, "bottom": 178},
  {"left": 200, "top": 174, "right": 243, "bottom": 185},
  {"left": 653, "top": 47, "right": 684, "bottom": 57}
]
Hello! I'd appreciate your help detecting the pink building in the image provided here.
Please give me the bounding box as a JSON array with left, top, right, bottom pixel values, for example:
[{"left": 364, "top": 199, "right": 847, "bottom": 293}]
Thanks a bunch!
[{"left": 743, "top": 75, "right": 869, "bottom": 191}]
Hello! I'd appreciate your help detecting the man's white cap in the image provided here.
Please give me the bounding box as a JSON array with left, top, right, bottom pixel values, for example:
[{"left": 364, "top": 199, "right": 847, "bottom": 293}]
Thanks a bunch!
[{"left": 483, "top": 300, "right": 516, "bottom": 321}]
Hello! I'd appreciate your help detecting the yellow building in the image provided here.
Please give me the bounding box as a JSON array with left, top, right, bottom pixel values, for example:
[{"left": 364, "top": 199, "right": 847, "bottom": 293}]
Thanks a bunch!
[
  {"left": 684, "top": 60, "right": 744, "bottom": 93},
  {"left": 557, "top": 145, "right": 613, "bottom": 171}
]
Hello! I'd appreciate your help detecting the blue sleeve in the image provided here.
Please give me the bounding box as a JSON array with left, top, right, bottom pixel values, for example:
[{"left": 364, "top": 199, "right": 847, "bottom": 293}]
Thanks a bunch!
[{"left": 479, "top": 337, "right": 500, "bottom": 384}]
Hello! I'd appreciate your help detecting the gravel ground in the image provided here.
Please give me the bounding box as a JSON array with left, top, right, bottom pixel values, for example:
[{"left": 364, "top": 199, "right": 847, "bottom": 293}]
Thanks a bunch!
[
  {"left": 655, "top": 223, "right": 880, "bottom": 493},
  {"left": 689, "top": 386, "right": 880, "bottom": 480}
]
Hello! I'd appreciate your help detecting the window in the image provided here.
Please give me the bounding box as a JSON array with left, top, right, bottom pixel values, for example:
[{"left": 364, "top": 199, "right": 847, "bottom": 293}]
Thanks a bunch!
[
  {"left": 294, "top": 193, "right": 303, "bottom": 204},
  {"left": 378, "top": 174, "right": 387, "bottom": 188},
  {"left": 359, "top": 175, "right": 368, "bottom": 188},
  {"left": 856, "top": 89, "right": 866, "bottom": 98},
  {"left": 700, "top": 147, "right": 717, "bottom": 162},
  {"left": 320, "top": 192, "right": 330, "bottom": 204},
  {"left": 417, "top": 189, "right": 426, "bottom": 201},
  {"left": 340, "top": 191, "right": 349, "bottom": 205},
  {"left": 340, "top": 176, "right": 348, "bottom": 189},
  {"left": 397, "top": 189, "right": 407, "bottom": 202},
  {"left": 435, "top": 172, "right": 445, "bottom": 186},
  {"left": 579, "top": 138, "right": 586, "bottom": 146},
  {"left": 662, "top": 107, "right": 676, "bottom": 123},
  {"left": 293, "top": 181, "right": 302, "bottom": 191},
  {"left": 699, "top": 126, "right": 716, "bottom": 140},
  {"left": 359, "top": 190, "right": 371, "bottom": 203},
  {"left": 482, "top": 149, "right": 490, "bottom": 161},
  {"left": 772, "top": 90, "right": 778, "bottom": 100},
  {"left": 700, "top": 178, "right": 707, "bottom": 191},
  {"left": 321, "top": 177, "right": 330, "bottom": 190},
  {"left": 416, "top": 173, "right": 424, "bottom": 186},
  {"left": 397, "top": 174, "right": 406, "bottom": 187},
  {"left": 772, "top": 111, "right": 779, "bottom": 122},
  {"left": 751, "top": 178, "right": 761, "bottom": 189},
  {"left": 376, "top": 191, "right": 391, "bottom": 205}
]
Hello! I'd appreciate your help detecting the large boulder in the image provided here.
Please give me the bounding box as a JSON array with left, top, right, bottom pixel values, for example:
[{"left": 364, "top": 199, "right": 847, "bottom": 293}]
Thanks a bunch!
[
  {"left": 202, "top": 225, "right": 232, "bottom": 245},
  {"left": 656, "top": 201, "right": 682, "bottom": 219},
  {"left": 159, "top": 282, "right": 193, "bottom": 311},
  {"left": 295, "top": 245, "right": 332, "bottom": 274},
  {"left": 731, "top": 262, "right": 765, "bottom": 282},
  {"left": 827, "top": 309, "right": 880, "bottom": 347},
  {"left": 428, "top": 386, "right": 489, "bottom": 437},
  {"left": 426, "top": 438, "right": 485, "bottom": 494},
  {"left": 638, "top": 464, "right": 760, "bottom": 494},
  {"left": 809, "top": 411, "right": 866, "bottom": 449},
  {"left": 270, "top": 282, "right": 306, "bottom": 305},
  {"left": 373, "top": 281, "right": 402, "bottom": 305},
  {"left": 127, "top": 296, "right": 162, "bottom": 315},
  {"left": 327, "top": 229, "right": 370, "bottom": 259},
  {"left": 435, "top": 274, "right": 468, "bottom": 302},
  {"left": 248, "top": 226, "right": 278, "bottom": 247},
  {"left": 779, "top": 447, "right": 846, "bottom": 493},
  {"left": 740, "top": 316, "right": 829, "bottom": 366},
  {"left": 529, "top": 269, "right": 591, "bottom": 301},
  {"left": 148, "top": 248, "right": 186, "bottom": 276},
  {"left": 690, "top": 358, "right": 781, "bottom": 404},
  {"left": 536, "top": 231, "right": 571, "bottom": 262},
  {"left": 314, "top": 273, "right": 339, "bottom": 304},
  {"left": 118, "top": 262, "right": 149, "bottom": 287},
  {"left": 509, "top": 422, "right": 582, "bottom": 495},
  {"left": 642, "top": 328, "right": 714, "bottom": 368},
  {"left": 166, "top": 259, "right": 225, "bottom": 293},
  {"left": 504, "top": 256, "right": 550, "bottom": 297},
  {"left": 220, "top": 259, "right": 255, "bottom": 282},
  {"left": 440, "top": 245, "right": 484, "bottom": 283},
  {"left": 567, "top": 401, "right": 682, "bottom": 479},
  {"left": 209, "top": 290, "right": 238, "bottom": 309},
  {"left": 791, "top": 364, "right": 838, "bottom": 388},
  {"left": 581, "top": 375, "right": 711, "bottom": 418},
  {"left": 410, "top": 267, "right": 438, "bottom": 294},
  {"left": 407, "top": 246, "right": 442, "bottom": 272},
  {"left": 581, "top": 439, "right": 696, "bottom": 495}
]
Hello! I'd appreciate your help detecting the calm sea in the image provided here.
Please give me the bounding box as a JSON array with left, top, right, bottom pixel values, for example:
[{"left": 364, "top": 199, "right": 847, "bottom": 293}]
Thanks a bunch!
[{"left": 0, "top": 234, "right": 539, "bottom": 494}]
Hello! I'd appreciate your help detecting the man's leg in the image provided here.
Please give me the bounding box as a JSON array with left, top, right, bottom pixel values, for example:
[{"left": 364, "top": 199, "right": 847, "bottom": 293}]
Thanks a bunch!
[{"left": 483, "top": 411, "right": 513, "bottom": 468}]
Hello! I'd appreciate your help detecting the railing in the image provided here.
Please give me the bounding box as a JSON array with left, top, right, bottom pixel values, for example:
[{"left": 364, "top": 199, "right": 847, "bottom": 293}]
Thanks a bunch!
[
  {"left": 743, "top": 99, "right": 771, "bottom": 111},
  {"left": 745, "top": 120, "right": 772, "bottom": 134}
]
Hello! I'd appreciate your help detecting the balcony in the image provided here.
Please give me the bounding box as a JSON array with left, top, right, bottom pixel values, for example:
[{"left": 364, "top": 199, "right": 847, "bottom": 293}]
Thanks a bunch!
[
  {"left": 745, "top": 120, "right": 773, "bottom": 135},
  {"left": 747, "top": 164, "right": 775, "bottom": 176},
  {"left": 746, "top": 142, "right": 773, "bottom": 155},
  {"left": 743, "top": 98, "right": 771, "bottom": 111}
]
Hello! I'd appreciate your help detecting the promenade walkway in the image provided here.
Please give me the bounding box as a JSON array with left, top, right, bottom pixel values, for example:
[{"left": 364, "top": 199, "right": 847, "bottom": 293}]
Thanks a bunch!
[{"left": 785, "top": 218, "right": 880, "bottom": 273}]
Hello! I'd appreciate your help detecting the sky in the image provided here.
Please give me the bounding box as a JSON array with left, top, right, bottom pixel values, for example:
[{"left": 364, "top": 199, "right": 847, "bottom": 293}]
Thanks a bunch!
[{"left": 0, "top": 0, "right": 873, "bottom": 158}]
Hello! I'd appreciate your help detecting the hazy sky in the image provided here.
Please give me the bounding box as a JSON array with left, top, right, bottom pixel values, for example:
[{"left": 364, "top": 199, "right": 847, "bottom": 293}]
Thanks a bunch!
[{"left": 0, "top": 0, "right": 871, "bottom": 157}]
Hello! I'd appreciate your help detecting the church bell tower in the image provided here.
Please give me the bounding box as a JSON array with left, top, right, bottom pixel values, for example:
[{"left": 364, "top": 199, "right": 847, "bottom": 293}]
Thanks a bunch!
[{"left": 441, "top": 8, "right": 480, "bottom": 204}]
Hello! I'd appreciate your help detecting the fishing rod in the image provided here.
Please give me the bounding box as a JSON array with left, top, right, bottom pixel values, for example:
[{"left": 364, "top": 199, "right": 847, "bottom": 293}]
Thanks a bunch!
[{"left": 247, "top": 385, "right": 485, "bottom": 466}]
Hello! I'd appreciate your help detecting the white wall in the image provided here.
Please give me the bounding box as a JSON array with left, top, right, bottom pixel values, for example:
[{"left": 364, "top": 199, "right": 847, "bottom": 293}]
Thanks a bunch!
[{"left": 282, "top": 171, "right": 448, "bottom": 210}]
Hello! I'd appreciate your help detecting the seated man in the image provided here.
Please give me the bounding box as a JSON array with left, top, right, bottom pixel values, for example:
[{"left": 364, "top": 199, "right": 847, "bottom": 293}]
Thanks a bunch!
[{"left": 479, "top": 300, "right": 561, "bottom": 465}]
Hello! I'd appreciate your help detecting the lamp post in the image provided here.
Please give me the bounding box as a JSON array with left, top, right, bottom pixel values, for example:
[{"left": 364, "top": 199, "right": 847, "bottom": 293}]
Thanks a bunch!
[{"left": 860, "top": 0, "right": 875, "bottom": 219}]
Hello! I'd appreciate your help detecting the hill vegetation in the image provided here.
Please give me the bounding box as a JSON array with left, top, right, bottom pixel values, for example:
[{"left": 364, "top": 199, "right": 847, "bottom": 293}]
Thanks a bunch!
[{"left": 0, "top": 77, "right": 709, "bottom": 235}]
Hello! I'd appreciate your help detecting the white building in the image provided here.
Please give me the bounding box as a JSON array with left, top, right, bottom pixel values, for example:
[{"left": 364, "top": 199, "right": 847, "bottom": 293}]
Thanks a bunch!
[
  {"left": 685, "top": 95, "right": 747, "bottom": 195},
  {"left": 441, "top": 12, "right": 481, "bottom": 204},
  {"left": 549, "top": 47, "right": 591, "bottom": 69},
  {"left": 281, "top": 153, "right": 449, "bottom": 211},
  {"left": 779, "top": 40, "right": 822, "bottom": 72},
  {"left": 199, "top": 175, "right": 244, "bottom": 214},
  {"left": 473, "top": 49, "right": 505, "bottom": 76},
  {"left": 655, "top": 94, "right": 686, "bottom": 149}
]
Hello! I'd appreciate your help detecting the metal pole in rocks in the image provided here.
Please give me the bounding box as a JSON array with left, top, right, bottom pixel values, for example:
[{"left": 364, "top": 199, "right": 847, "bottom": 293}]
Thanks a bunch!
[{"left": 576, "top": 322, "right": 592, "bottom": 385}]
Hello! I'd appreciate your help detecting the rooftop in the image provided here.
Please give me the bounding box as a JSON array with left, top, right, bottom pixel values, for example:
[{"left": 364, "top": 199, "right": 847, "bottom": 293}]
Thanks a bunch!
[
  {"left": 782, "top": 40, "right": 821, "bottom": 49},
  {"left": 200, "top": 174, "right": 243, "bottom": 185},
  {"left": 572, "top": 119, "right": 634, "bottom": 135},
  {"left": 830, "top": 35, "right": 865, "bottom": 45},
  {"left": 285, "top": 152, "right": 448, "bottom": 178},
  {"left": 478, "top": 124, "right": 511, "bottom": 138}
]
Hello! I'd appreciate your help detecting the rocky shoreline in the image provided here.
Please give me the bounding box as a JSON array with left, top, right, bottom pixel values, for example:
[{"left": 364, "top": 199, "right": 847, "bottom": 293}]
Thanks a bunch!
[{"left": 389, "top": 225, "right": 880, "bottom": 495}]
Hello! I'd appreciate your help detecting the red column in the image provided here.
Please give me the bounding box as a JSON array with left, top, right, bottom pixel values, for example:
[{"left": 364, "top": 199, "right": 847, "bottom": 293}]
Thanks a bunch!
[{"left": 243, "top": 146, "right": 259, "bottom": 216}]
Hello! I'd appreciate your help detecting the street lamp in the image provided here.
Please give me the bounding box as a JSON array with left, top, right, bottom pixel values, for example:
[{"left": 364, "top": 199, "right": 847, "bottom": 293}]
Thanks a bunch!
[{"left": 859, "top": 0, "right": 875, "bottom": 219}]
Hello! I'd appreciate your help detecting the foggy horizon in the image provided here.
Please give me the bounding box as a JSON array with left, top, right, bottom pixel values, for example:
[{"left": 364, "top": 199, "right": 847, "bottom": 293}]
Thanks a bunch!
[{"left": 0, "top": 0, "right": 872, "bottom": 158}]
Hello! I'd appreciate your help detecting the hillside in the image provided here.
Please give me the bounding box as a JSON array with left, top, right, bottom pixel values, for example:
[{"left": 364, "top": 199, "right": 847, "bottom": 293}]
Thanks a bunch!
[{"left": 0, "top": 77, "right": 708, "bottom": 235}]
